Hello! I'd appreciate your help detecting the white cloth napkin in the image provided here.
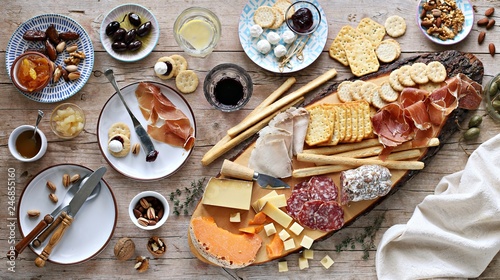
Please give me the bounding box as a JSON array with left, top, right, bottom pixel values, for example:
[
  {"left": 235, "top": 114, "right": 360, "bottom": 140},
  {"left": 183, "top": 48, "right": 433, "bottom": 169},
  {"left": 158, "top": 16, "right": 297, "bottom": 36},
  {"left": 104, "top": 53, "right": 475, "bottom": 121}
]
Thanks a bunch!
[{"left": 376, "top": 133, "right": 500, "bottom": 280}]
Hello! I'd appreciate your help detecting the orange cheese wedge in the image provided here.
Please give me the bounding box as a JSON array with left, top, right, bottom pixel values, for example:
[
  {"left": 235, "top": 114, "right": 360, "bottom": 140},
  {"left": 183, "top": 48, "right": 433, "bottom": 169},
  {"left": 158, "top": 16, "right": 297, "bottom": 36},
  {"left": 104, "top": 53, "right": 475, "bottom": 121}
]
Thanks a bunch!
[
  {"left": 189, "top": 216, "right": 262, "bottom": 268},
  {"left": 248, "top": 212, "right": 268, "bottom": 225},
  {"left": 266, "top": 233, "right": 284, "bottom": 259}
]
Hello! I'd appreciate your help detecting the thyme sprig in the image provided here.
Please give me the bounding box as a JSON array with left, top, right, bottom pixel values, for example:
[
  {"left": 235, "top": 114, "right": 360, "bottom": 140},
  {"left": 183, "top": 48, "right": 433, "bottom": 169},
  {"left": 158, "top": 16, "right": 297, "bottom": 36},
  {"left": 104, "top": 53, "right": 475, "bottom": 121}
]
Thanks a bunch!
[
  {"left": 335, "top": 212, "right": 385, "bottom": 260},
  {"left": 169, "top": 177, "right": 206, "bottom": 216}
]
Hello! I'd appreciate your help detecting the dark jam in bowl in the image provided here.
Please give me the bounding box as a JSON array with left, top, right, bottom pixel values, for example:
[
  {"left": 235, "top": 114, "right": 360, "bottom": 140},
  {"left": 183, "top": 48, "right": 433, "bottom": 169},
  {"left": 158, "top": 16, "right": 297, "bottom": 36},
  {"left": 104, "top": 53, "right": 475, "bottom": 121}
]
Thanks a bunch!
[
  {"left": 290, "top": 8, "right": 314, "bottom": 33},
  {"left": 214, "top": 78, "right": 244, "bottom": 106}
]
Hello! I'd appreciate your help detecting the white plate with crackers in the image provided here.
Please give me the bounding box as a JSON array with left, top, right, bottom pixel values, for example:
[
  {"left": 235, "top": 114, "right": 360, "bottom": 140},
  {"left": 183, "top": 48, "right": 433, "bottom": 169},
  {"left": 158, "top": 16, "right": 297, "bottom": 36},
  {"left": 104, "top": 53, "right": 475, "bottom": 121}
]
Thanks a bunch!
[
  {"left": 238, "top": 0, "right": 328, "bottom": 73},
  {"left": 97, "top": 81, "right": 196, "bottom": 181}
]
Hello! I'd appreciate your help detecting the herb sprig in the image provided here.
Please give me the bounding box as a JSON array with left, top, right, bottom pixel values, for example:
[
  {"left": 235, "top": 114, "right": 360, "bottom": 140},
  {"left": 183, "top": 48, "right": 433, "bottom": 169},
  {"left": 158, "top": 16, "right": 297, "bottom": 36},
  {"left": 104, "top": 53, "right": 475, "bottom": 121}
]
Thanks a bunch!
[
  {"left": 169, "top": 177, "right": 206, "bottom": 216},
  {"left": 335, "top": 212, "right": 385, "bottom": 260}
]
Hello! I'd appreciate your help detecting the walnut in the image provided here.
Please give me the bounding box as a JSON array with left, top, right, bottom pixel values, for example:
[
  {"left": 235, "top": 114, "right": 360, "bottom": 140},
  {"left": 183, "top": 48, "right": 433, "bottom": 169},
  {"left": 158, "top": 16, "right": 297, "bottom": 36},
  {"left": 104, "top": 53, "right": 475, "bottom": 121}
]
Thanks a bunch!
[{"left": 114, "top": 237, "right": 136, "bottom": 261}]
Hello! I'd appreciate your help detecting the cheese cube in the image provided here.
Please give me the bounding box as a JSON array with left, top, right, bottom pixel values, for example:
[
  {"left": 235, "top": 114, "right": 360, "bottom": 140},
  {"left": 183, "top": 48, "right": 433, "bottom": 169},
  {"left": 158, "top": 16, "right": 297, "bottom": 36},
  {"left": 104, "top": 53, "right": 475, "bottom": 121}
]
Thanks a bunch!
[
  {"left": 264, "top": 223, "right": 277, "bottom": 236},
  {"left": 320, "top": 255, "right": 334, "bottom": 269},
  {"left": 298, "top": 257, "right": 309, "bottom": 270},
  {"left": 278, "top": 261, "right": 288, "bottom": 272},
  {"left": 257, "top": 194, "right": 287, "bottom": 210},
  {"left": 283, "top": 238, "right": 295, "bottom": 251},
  {"left": 252, "top": 191, "right": 278, "bottom": 212},
  {"left": 261, "top": 202, "right": 293, "bottom": 228},
  {"left": 289, "top": 222, "right": 304, "bottom": 235},
  {"left": 300, "top": 235, "right": 314, "bottom": 249},
  {"left": 278, "top": 229, "right": 290, "bottom": 241},
  {"left": 202, "top": 178, "right": 253, "bottom": 210},
  {"left": 229, "top": 212, "right": 240, "bottom": 223},
  {"left": 303, "top": 249, "right": 314, "bottom": 260}
]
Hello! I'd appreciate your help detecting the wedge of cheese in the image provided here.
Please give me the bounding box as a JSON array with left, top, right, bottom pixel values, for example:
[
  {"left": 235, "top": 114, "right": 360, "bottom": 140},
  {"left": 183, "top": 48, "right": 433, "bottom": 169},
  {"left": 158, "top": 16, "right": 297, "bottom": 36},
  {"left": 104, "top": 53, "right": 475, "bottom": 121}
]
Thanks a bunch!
[
  {"left": 201, "top": 178, "right": 253, "bottom": 210},
  {"left": 189, "top": 216, "right": 262, "bottom": 268}
]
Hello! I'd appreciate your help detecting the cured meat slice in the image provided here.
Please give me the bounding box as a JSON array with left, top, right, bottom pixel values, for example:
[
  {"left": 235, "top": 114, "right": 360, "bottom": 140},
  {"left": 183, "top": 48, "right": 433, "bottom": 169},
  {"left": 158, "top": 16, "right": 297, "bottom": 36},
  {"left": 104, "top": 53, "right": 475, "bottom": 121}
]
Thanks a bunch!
[
  {"left": 314, "top": 201, "right": 344, "bottom": 231},
  {"left": 399, "top": 88, "right": 429, "bottom": 108},
  {"left": 403, "top": 100, "right": 432, "bottom": 130},
  {"left": 286, "top": 187, "right": 310, "bottom": 219},
  {"left": 308, "top": 176, "right": 338, "bottom": 202},
  {"left": 371, "top": 103, "right": 413, "bottom": 147},
  {"left": 248, "top": 138, "right": 292, "bottom": 178},
  {"left": 456, "top": 74, "right": 482, "bottom": 110},
  {"left": 296, "top": 200, "right": 323, "bottom": 230}
]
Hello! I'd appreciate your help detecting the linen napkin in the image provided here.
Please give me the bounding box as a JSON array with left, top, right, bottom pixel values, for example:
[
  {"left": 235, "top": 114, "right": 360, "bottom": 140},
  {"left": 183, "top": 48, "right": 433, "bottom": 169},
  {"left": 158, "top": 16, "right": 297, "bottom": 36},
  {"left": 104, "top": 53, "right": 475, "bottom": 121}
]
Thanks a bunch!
[{"left": 376, "top": 133, "right": 500, "bottom": 280}]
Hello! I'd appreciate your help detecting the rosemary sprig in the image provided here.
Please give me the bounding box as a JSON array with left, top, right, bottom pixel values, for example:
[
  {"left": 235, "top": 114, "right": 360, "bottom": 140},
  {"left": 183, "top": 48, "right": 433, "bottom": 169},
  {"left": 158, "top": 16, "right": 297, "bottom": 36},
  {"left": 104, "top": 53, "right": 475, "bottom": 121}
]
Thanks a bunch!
[
  {"left": 169, "top": 177, "right": 206, "bottom": 216},
  {"left": 335, "top": 212, "right": 385, "bottom": 260}
]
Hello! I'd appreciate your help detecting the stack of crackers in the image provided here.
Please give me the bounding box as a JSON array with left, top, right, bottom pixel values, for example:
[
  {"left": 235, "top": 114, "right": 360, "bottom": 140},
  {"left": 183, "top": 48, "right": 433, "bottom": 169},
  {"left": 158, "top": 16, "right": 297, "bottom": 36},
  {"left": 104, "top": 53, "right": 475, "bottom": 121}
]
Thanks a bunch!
[
  {"left": 253, "top": 0, "right": 293, "bottom": 29},
  {"left": 155, "top": 54, "right": 199, "bottom": 94},
  {"left": 329, "top": 16, "right": 406, "bottom": 77},
  {"left": 305, "top": 100, "right": 373, "bottom": 146}
]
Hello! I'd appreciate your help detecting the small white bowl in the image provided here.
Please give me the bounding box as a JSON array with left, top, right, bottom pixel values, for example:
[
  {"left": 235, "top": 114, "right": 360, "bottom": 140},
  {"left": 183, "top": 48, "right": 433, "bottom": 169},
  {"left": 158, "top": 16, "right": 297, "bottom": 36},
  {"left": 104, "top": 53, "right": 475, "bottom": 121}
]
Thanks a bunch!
[
  {"left": 129, "top": 191, "right": 169, "bottom": 230},
  {"left": 8, "top": 125, "right": 48, "bottom": 162}
]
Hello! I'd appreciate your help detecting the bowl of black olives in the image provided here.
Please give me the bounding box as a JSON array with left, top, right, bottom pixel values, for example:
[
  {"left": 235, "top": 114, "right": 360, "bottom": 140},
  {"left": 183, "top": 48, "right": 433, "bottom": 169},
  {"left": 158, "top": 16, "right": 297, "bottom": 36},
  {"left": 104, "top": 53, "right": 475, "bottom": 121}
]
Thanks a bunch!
[
  {"left": 100, "top": 3, "right": 159, "bottom": 62},
  {"left": 483, "top": 73, "right": 500, "bottom": 122}
]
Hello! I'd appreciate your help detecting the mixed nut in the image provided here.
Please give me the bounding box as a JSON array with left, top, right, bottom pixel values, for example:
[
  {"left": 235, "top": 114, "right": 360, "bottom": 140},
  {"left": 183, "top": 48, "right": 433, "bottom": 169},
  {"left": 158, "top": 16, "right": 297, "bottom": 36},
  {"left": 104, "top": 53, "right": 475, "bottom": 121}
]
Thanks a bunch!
[
  {"left": 147, "top": 236, "right": 166, "bottom": 257},
  {"left": 105, "top": 12, "right": 153, "bottom": 52},
  {"left": 133, "top": 196, "right": 165, "bottom": 227},
  {"left": 419, "top": 0, "right": 465, "bottom": 41},
  {"left": 475, "top": 7, "right": 496, "bottom": 56}
]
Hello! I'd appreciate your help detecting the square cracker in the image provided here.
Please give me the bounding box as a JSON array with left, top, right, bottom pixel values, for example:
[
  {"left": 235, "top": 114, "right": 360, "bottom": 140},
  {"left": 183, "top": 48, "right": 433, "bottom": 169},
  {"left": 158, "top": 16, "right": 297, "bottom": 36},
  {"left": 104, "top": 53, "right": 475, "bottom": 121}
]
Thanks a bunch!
[
  {"left": 348, "top": 103, "right": 358, "bottom": 143},
  {"left": 353, "top": 101, "right": 365, "bottom": 142},
  {"left": 360, "top": 100, "right": 373, "bottom": 138},
  {"left": 342, "top": 103, "right": 352, "bottom": 142},
  {"left": 305, "top": 105, "right": 333, "bottom": 146},
  {"left": 328, "top": 36, "right": 349, "bottom": 66},
  {"left": 344, "top": 38, "right": 380, "bottom": 77},
  {"left": 336, "top": 104, "right": 347, "bottom": 142},
  {"left": 323, "top": 105, "right": 340, "bottom": 146},
  {"left": 356, "top": 18, "right": 386, "bottom": 48}
]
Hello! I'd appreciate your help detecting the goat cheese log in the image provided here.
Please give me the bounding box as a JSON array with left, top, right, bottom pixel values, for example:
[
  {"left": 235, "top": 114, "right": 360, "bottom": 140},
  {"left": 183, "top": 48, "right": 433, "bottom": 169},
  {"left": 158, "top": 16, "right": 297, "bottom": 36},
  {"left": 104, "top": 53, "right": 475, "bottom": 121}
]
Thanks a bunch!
[{"left": 340, "top": 165, "right": 392, "bottom": 204}]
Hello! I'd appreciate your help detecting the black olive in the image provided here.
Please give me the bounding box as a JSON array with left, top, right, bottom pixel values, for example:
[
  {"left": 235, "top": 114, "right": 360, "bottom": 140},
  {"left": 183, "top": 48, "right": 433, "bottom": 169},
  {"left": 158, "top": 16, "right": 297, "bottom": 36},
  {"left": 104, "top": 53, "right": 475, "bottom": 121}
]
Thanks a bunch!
[
  {"left": 106, "top": 21, "right": 121, "bottom": 36},
  {"left": 137, "top": 21, "right": 152, "bottom": 37},
  {"left": 112, "top": 28, "right": 127, "bottom": 42},
  {"left": 112, "top": 41, "right": 128, "bottom": 52},
  {"left": 128, "top": 13, "right": 142, "bottom": 27},
  {"left": 123, "top": 29, "right": 137, "bottom": 45},
  {"left": 128, "top": 40, "right": 142, "bottom": 51}
]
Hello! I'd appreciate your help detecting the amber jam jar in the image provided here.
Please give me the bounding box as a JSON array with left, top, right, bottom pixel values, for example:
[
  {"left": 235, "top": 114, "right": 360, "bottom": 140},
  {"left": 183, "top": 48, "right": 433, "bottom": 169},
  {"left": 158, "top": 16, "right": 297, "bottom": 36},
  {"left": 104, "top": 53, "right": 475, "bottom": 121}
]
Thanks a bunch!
[{"left": 11, "top": 52, "right": 53, "bottom": 93}]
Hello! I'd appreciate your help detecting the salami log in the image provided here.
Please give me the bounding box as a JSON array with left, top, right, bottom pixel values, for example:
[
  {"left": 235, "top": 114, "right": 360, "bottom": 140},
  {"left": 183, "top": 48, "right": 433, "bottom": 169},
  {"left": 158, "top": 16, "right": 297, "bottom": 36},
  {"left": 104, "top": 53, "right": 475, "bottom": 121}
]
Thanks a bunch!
[{"left": 340, "top": 165, "right": 392, "bottom": 204}]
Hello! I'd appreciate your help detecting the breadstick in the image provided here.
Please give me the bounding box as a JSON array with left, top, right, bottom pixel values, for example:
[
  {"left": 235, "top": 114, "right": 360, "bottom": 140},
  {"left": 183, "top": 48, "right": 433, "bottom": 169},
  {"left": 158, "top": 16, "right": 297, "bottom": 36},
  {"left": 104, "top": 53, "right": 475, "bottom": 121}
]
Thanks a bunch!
[
  {"left": 201, "top": 97, "right": 304, "bottom": 166},
  {"left": 227, "top": 68, "right": 337, "bottom": 137},
  {"left": 296, "top": 153, "right": 424, "bottom": 170}
]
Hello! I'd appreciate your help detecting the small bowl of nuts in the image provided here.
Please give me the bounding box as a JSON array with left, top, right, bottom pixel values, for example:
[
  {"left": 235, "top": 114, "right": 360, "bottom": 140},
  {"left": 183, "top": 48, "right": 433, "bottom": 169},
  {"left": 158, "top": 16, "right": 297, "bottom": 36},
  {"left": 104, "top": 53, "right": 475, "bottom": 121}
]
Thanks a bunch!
[
  {"left": 50, "top": 103, "right": 85, "bottom": 139},
  {"left": 129, "top": 191, "right": 169, "bottom": 230},
  {"left": 416, "top": 0, "right": 474, "bottom": 45}
]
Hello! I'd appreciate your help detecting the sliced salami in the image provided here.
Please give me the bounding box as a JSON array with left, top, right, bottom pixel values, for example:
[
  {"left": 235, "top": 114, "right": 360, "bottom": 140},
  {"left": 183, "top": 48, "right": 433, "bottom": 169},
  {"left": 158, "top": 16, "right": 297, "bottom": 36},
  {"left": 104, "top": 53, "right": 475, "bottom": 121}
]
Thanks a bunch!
[
  {"left": 314, "top": 201, "right": 344, "bottom": 231},
  {"left": 286, "top": 187, "right": 310, "bottom": 219},
  {"left": 308, "top": 176, "right": 338, "bottom": 202},
  {"left": 293, "top": 180, "right": 309, "bottom": 190},
  {"left": 296, "top": 200, "right": 323, "bottom": 229}
]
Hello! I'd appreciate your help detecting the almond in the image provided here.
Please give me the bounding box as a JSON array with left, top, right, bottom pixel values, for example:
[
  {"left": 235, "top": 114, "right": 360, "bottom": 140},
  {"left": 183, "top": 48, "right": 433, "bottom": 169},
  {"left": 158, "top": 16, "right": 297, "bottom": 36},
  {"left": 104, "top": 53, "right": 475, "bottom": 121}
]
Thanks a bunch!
[
  {"left": 435, "top": 17, "right": 442, "bottom": 28},
  {"left": 487, "top": 19, "right": 495, "bottom": 29},
  {"left": 489, "top": 43, "right": 496, "bottom": 56},
  {"left": 485, "top": 7, "right": 495, "bottom": 17},
  {"left": 477, "top": 17, "right": 489, "bottom": 26},
  {"left": 478, "top": 31, "right": 486, "bottom": 44}
]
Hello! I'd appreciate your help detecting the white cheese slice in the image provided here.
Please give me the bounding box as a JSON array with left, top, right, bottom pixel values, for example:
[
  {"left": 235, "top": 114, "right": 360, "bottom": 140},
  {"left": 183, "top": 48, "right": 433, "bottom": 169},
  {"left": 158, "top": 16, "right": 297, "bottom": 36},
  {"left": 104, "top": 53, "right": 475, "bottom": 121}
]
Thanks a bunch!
[
  {"left": 283, "top": 238, "right": 296, "bottom": 251},
  {"left": 229, "top": 212, "right": 240, "bottom": 223},
  {"left": 251, "top": 190, "right": 278, "bottom": 213},
  {"left": 289, "top": 222, "right": 304, "bottom": 235},
  {"left": 201, "top": 178, "right": 253, "bottom": 210},
  {"left": 257, "top": 194, "right": 287, "bottom": 211},
  {"left": 278, "top": 261, "right": 288, "bottom": 272},
  {"left": 278, "top": 229, "right": 290, "bottom": 241},
  {"left": 261, "top": 202, "right": 293, "bottom": 228},
  {"left": 320, "top": 255, "right": 334, "bottom": 269},
  {"left": 303, "top": 249, "right": 314, "bottom": 260},
  {"left": 300, "top": 235, "right": 314, "bottom": 249},
  {"left": 298, "top": 257, "right": 309, "bottom": 270},
  {"left": 264, "top": 223, "right": 277, "bottom": 236}
]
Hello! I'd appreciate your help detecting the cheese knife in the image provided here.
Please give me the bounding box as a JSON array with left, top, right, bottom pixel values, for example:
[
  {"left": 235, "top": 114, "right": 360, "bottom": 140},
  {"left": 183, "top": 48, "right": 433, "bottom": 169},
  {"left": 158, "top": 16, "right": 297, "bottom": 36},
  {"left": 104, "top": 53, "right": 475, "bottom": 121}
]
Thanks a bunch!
[
  {"left": 34, "top": 166, "right": 106, "bottom": 267},
  {"left": 221, "top": 159, "right": 290, "bottom": 189}
]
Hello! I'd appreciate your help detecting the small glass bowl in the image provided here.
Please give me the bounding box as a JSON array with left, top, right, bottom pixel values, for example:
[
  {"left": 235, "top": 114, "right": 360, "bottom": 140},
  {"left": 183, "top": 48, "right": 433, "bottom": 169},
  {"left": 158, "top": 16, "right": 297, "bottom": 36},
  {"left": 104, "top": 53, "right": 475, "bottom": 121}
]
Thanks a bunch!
[
  {"left": 203, "top": 63, "right": 253, "bottom": 112},
  {"left": 50, "top": 103, "right": 86, "bottom": 139},
  {"left": 285, "top": 1, "right": 321, "bottom": 36},
  {"left": 10, "top": 51, "right": 53, "bottom": 93},
  {"left": 173, "top": 7, "right": 221, "bottom": 58},
  {"left": 483, "top": 73, "right": 500, "bottom": 122},
  {"left": 129, "top": 191, "right": 169, "bottom": 230}
]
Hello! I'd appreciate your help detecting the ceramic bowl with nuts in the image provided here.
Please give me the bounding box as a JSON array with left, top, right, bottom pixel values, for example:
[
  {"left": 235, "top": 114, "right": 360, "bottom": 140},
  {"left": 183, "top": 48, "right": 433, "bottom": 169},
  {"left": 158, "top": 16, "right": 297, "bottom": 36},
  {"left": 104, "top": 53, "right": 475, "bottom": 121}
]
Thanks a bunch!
[
  {"left": 129, "top": 191, "right": 169, "bottom": 230},
  {"left": 416, "top": 0, "right": 474, "bottom": 45}
]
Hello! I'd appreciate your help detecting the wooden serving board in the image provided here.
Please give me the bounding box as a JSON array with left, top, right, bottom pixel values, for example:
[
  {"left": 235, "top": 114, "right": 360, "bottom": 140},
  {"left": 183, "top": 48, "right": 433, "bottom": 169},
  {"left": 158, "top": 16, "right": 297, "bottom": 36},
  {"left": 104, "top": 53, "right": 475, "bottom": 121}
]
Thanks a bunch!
[{"left": 189, "top": 50, "right": 484, "bottom": 266}]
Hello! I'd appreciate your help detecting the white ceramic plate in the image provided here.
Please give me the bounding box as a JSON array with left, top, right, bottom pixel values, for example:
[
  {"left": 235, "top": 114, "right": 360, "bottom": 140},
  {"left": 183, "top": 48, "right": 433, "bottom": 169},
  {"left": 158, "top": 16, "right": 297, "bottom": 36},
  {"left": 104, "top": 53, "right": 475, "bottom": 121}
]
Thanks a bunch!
[
  {"left": 416, "top": 0, "right": 474, "bottom": 45},
  {"left": 18, "top": 164, "right": 116, "bottom": 265},
  {"left": 97, "top": 81, "right": 196, "bottom": 181},
  {"left": 5, "top": 14, "right": 94, "bottom": 103},
  {"left": 100, "top": 3, "right": 159, "bottom": 62},
  {"left": 238, "top": 0, "right": 328, "bottom": 73}
]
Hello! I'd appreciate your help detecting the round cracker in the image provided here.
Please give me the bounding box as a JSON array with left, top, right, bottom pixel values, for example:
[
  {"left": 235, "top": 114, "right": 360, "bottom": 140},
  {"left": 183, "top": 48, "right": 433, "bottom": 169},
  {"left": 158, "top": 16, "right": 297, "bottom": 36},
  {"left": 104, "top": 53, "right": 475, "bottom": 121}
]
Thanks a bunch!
[
  {"left": 155, "top": 56, "right": 176, "bottom": 80},
  {"left": 337, "top": 81, "right": 353, "bottom": 102},
  {"left": 375, "top": 40, "right": 399, "bottom": 63},
  {"left": 360, "top": 81, "right": 378, "bottom": 104},
  {"left": 419, "top": 81, "right": 442, "bottom": 93},
  {"left": 397, "top": 65, "right": 416, "bottom": 87},
  {"left": 371, "top": 86, "right": 390, "bottom": 109},
  {"left": 426, "top": 61, "right": 447, "bottom": 83},
  {"left": 175, "top": 70, "right": 199, "bottom": 94},
  {"left": 379, "top": 81, "right": 400, "bottom": 102},
  {"left": 170, "top": 54, "right": 188, "bottom": 77},
  {"left": 273, "top": 0, "right": 293, "bottom": 16},
  {"left": 389, "top": 69, "right": 405, "bottom": 92},
  {"left": 269, "top": 7, "right": 284, "bottom": 29},
  {"left": 108, "top": 122, "right": 131, "bottom": 139},
  {"left": 254, "top": 6, "right": 276, "bottom": 28},
  {"left": 349, "top": 80, "right": 365, "bottom": 101},
  {"left": 410, "top": 62, "right": 429, "bottom": 84},
  {"left": 108, "top": 133, "right": 131, "bottom": 158},
  {"left": 384, "top": 15, "right": 406, "bottom": 38}
]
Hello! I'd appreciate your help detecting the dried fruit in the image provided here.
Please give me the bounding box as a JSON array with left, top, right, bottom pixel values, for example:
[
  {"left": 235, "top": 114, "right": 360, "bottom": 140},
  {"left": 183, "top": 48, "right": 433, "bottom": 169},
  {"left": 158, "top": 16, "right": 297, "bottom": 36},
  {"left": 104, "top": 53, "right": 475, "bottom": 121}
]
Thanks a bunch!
[
  {"left": 489, "top": 43, "right": 496, "bottom": 56},
  {"left": 485, "top": 7, "right": 495, "bottom": 17},
  {"left": 478, "top": 31, "right": 486, "bottom": 44}
]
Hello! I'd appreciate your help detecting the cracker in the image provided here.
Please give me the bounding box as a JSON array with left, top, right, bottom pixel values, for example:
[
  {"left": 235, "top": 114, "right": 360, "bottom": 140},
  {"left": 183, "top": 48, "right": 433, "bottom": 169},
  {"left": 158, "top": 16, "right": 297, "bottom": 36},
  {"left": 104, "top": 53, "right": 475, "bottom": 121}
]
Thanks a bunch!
[
  {"left": 360, "top": 100, "right": 373, "bottom": 138},
  {"left": 426, "top": 61, "right": 447, "bottom": 83},
  {"left": 349, "top": 103, "right": 359, "bottom": 143},
  {"left": 353, "top": 101, "right": 365, "bottom": 142},
  {"left": 337, "top": 25, "right": 365, "bottom": 47},
  {"left": 273, "top": 0, "right": 293, "bottom": 17},
  {"left": 342, "top": 103, "right": 352, "bottom": 142},
  {"left": 325, "top": 105, "right": 340, "bottom": 146},
  {"left": 371, "top": 86, "right": 390, "bottom": 109},
  {"left": 337, "top": 81, "right": 353, "bottom": 102},
  {"left": 397, "top": 65, "right": 416, "bottom": 87},
  {"left": 384, "top": 15, "right": 406, "bottom": 38},
  {"left": 360, "top": 81, "right": 377, "bottom": 104},
  {"left": 254, "top": 6, "right": 276, "bottom": 28},
  {"left": 385, "top": 39, "right": 401, "bottom": 57},
  {"left": 375, "top": 40, "right": 399, "bottom": 63},
  {"left": 389, "top": 69, "right": 405, "bottom": 92},
  {"left": 270, "top": 7, "right": 284, "bottom": 29},
  {"left": 344, "top": 38, "right": 380, "bottom": 77},
  {"left": 328, "top": 36, "right": 349, "bottom": 66},
  {"left": 419, "top": 81, "right": 443, "bottom": 93},
  {"left": 305, "top": 105, "right": 333, "bottom": 146},
  {"left": 349, "top": 80, "right": 365, "bottom": 101},
  {"left": 356, "top": 18, "right": 386, "bottom": 48},
  {"left": 175, "top": 70, "right": 199, "bottom": 94},
  {"left": 410, "top": 62, "right": 429, "bottom": 84},
  {"left": 170, "top": 54, "right": 188, "bottom": 77},
  {"left": 108, "top": 133, "right": 131, "bottom": 158},
  {"left": 380, "top": 81, "right": 400, "bottom": 102},
  {"left": 108, "top": 122, "right": 131, "bottom": 139},
  {"left": 336, "top": 104, "right": 347, "bottom": 142},
  {"left": 155, "top": 56, "right": 177, "bottom": 80}
]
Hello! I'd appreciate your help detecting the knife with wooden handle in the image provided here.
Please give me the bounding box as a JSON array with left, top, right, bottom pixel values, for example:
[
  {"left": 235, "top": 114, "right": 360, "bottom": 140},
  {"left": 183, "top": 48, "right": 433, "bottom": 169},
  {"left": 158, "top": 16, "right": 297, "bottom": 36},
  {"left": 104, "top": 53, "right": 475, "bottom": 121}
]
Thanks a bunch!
[
  {"left": 221, "top": 160, "right": 290, "bottom": 189},
  {"left": 32, "top": 211, "right": 67, "bottom": 248}
]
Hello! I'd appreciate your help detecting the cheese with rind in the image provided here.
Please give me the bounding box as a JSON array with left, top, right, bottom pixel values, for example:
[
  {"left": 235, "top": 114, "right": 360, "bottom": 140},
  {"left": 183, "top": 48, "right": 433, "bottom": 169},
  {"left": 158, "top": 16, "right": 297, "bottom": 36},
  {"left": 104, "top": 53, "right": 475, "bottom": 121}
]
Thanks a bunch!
[{"left": 201, "top": 178, "right": 253, "bottom": 210}]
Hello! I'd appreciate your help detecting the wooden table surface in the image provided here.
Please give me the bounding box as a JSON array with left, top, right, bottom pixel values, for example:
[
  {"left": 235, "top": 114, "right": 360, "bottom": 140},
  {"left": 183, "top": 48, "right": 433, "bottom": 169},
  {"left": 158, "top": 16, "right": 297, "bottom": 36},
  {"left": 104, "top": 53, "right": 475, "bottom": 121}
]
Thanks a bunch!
[{"left": 1, "top": 0, "right": 499, "bottom": 279}]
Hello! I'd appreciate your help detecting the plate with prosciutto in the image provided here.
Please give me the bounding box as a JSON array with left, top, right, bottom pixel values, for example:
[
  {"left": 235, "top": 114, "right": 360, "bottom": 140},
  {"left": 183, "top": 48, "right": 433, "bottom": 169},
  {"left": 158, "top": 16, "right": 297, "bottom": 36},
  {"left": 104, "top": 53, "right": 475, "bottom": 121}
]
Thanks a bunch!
[{"left": 97, "top": 81, "right": 196, "bottom": 181}]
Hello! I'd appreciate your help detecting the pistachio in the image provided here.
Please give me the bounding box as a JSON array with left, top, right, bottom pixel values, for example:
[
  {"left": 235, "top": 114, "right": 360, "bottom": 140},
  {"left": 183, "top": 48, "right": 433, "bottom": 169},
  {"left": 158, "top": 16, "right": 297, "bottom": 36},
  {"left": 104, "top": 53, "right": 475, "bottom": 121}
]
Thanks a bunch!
[
  {"left": 68, "top": 72, "right": 81, "bottom": 81},
  {"left": 132, "top": 143, "right": 140, "bottom": 155},
  {"left": 49, "top": 193, "right": 58, "bottom": 203},
  {"left": 70, "top": 174, "right": 80, "bottom": 183},
  {"left": 53, "top": 65, "right": 63, "bottom": 83},
  {"left": 56, "top": 41, "right": 66, "bottom": 53},
  {"left": 27, "top": 209, "right": 41, "bottom": 217},
  {"left": 134, "top": 256, "right": 149, "bottom": 273},
  {"left": 46, "top": 181, "right": 57, "bottom": 192},
  {"left": 62, "top": 174, "right": 70, "bottom": 187},
  {"left": 66, "top": 44, "right": 78, "bottom": 53},
  {"left": 66, "top": 65, "right": 78, "bottom": 72}
]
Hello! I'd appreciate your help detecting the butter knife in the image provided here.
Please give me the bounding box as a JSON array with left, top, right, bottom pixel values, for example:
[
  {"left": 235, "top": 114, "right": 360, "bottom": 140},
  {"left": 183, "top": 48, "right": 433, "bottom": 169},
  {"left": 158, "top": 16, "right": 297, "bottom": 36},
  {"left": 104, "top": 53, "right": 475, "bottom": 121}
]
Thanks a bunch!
[
  {"left": 221, "top": 159, "right": 290, "bottom": 189},
  {"left": 104, "top": 69, "right": 159, "bottom": 162}
]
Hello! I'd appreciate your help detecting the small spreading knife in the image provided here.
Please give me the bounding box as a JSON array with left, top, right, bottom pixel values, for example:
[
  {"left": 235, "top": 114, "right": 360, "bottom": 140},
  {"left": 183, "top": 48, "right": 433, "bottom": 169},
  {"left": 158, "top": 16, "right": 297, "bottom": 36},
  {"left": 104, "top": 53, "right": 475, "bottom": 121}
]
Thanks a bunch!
[
  {"left": 34, "top": 166, "right": 107, "bottom": 268},
  {"left": 221, "top": 160, "right": 290, "bottom": 189}
]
